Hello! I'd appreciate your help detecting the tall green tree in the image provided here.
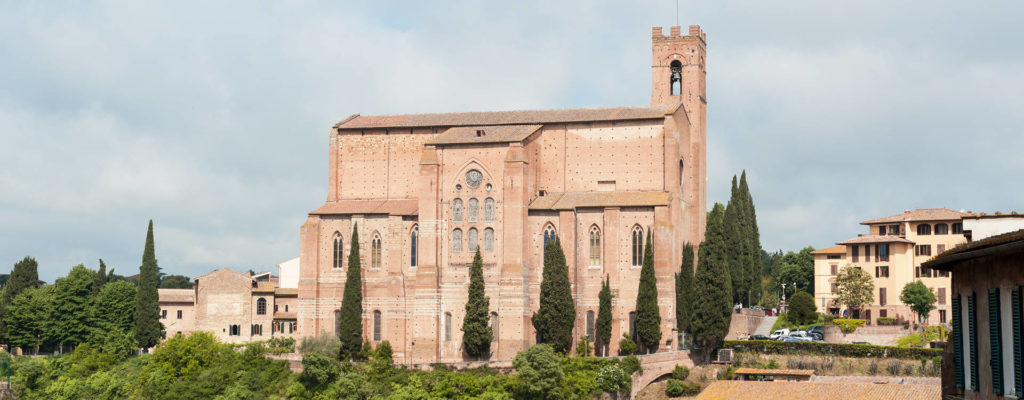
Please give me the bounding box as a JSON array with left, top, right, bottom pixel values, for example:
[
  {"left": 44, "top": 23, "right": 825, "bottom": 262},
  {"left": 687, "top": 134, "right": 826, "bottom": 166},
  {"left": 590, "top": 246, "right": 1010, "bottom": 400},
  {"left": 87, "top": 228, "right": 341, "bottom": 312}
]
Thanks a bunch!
[
  {"left": 97, "top": 280, "right": 138, "bottom": 333},
  {"left": 900, "top": 280, "right": 937, "bottom": 323},
  {"left": 338, "top": 224, "right": 364, "bottom": 360},
  {"left": 835, "top": 265, "right": 874, "bottom": 316},
  {"left": 135, "top": 220, "right": 163, "bottom": 348},
  {"left": 774, "top": 247, "right": 816, "bottom": 296},
  {"left": 5, "top": 285, "right": 54, "bottom": 354},
  {"left": 596, "top": 276, "right": 612, "bottom": 357},
  {"left": 52, "top": 265, "right": 96, "bottom": 351},
  {"left": 691, "top": 203, "right": 732, "bottom": 361},
  {"left": 634, "top": 231, "right": 661, "bottom": 354},
  {"left": 676, "top": 243, "right": 695, "bottom": 334},
  {"left": 159, "top": 275, "right": 193, "bottom": 289},
  {"left": 724, "top": 176, "right": 746, "bottom": 304},
  {"left": 787, "top": 291, "right": 817, "bottom": 325},
  {"left": 532, "top": 237, "right": 575, "bottom": 354},
  {"left": 0, "top": 255, "right": 40, "bottom": 343},
  {"left": 462, "top": 250, "right": 492, "bottom": 359},
  {"left": 739, "top": 171, "right": 762, "bottom": 304},
  {"left": 93, "top": 259, "right": 108, "bottom": 296}
]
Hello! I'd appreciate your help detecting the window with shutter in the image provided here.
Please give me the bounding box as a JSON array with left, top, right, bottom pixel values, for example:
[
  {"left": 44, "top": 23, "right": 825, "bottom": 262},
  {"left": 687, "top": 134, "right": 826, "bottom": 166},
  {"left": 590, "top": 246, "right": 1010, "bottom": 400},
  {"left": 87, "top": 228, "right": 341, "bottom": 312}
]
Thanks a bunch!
[
  {"left": 970, "top": 292, "right": 979, "bottom": 391},
  {"left": 1014, "top": 287, "right": 1023, "bottom": 398},
  {"left": 953, "top": 294, "right": 964, "bottom": 389},
  {"left": 990, "top": 288, "right": 1004, "bottom": 395}
]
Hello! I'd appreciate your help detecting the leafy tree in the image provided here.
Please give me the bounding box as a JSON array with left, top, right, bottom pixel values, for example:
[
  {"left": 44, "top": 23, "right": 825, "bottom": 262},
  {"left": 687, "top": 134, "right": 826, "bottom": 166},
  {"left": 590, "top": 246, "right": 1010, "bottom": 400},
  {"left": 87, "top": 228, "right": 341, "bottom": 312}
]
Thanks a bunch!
[
  {"left": 787, "top": 291, "right": 817, "bottom": 325},
  {"left": 724, "top": 176, "right": 747, "bottom": 304},
  {"left": 634, "top": 231, "right": 661, "bottom": 354},
  {"left": 774, "top": 246, "right": 816, "bottom": 296},
  {"left": 532, "top": 237, "right": 575, "bottom": 354},
  {"left": 676, "top": 243, "right": 695, "bottom": 334},
  {"left": 5, "top": 285, "right": 54, "bottom": 354},
  {"left": 338, "top": 224, "right": 364, "bottom": 360},
  {"left": 298, "top": 351, "right": 339, "bottom": 392},
  {"left": 462, "top": 249, "right": 493, "bottom": 359},
  {"left": 0, "top": 255, "right": 39, "bottom": 343},
  {"left": 93, "top": 259, "right": 108, "bottom": 295},
  {"left": 596, "top": 276, "right": 612, "bottom": 357},
  {"left": 691, "top": 203, "right": 732, "bottom": 361},
  {"left": 511, "top": 344, "right": 564, "bottom": 400},
  {"left": 135, "top": 220, "right": 163, "bottom": 348},
  {"left": 835, "top": 265, "right": 875, "bottom": 316},
  {"left": 52, "top": 265, "right": 97, "bottom": 351},
  {"left": 159, "top": 274, "right": 193, "bottom": 289},
  {"left": 97, "top": 280, "right": 138, "bottom": 333},
  {"left": 900, "top": 280, "right": 937, "bottom": 323}
]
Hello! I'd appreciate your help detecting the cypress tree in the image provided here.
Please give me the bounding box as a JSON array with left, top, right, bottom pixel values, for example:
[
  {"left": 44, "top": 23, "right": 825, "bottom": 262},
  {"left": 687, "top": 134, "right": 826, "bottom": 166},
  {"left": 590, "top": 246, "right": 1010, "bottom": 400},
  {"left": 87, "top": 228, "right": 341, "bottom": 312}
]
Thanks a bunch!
[
  {"left": 0, "top": 256, "right": 39, "bottom": 344},
  {"left": 532, "top": 237, "right": 575, "bottom": 354},
  {"left": 338, "top": 224, "right": 364, "bottom": 360},
  {"left": 691, "top": 203, "right": 732, "bottom": 361},
  {"left": 676, "top": 242, "right": 695, "bottom": 334},
  {"left": 724, "top": 176, "right": 746, "bottom": 304},
  {"left": 462, "top": 249, "right": 492, "bottom": 359},
  {"left": 634, "top": 231, "right": 661, "bottom": 354},
  {"left": 93, "top": 259, "right": 108, "bottom": 296},
  {"left": 596, "top": 276, "right": 612, "bottom": 357},
  {"left": 134, "top": 220, "right": 162, "bottom": 348},
  {"left": 739, "top": 171, "right": 762, "bottom": 304}
]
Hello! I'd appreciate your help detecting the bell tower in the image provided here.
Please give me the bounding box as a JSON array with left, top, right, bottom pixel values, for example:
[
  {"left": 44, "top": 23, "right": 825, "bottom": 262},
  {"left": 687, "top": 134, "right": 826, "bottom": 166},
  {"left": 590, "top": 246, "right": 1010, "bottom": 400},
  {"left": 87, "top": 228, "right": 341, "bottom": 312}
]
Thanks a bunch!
[{"left": 651, "top": 25, "right": 706, "bottom": 131}]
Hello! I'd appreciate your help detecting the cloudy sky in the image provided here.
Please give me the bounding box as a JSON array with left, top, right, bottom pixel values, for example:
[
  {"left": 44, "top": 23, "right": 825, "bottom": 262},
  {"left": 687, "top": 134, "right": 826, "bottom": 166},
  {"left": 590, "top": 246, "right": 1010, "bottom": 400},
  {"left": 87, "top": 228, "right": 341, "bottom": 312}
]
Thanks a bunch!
[{"left": 2, "top": 1, "right": 1023, "bottom": 282}]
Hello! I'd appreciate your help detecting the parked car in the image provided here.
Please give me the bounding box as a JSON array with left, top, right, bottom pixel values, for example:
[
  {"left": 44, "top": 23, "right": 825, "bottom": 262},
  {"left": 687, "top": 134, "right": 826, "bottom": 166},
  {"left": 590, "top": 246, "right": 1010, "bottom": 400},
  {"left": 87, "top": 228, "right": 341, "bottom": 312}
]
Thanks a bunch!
[
  {"left": 780, "top": 336, "right": 807, "bottom": 342},
  {"left": 769, "top": 329, "right": 790, "bottom": 339},
  {"left": 748, "top": 334, "right": 770, "bottom": 341},
  {"left": 784, "top": 331, "right": 814, "bottom": 342},
  {"left": 807, "top": 325, "right": 824, "bottom": 335},
  {"left": 810, "top": 332, "right": 824, "bottom": 341}
]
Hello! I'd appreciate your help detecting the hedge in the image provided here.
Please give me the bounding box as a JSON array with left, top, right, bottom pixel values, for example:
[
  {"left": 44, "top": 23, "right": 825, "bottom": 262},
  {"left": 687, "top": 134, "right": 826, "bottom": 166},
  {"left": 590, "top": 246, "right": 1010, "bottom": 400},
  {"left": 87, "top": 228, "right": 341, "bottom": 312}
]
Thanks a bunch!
[
  {"left": 832, "top": 318, "right": 865, "bottom": 333},
  {"left": 876, "top": 317, "right": 896, "bottom": 326},
  {"left": 723, "top": 340, "right": 942, "bottom": 360}
]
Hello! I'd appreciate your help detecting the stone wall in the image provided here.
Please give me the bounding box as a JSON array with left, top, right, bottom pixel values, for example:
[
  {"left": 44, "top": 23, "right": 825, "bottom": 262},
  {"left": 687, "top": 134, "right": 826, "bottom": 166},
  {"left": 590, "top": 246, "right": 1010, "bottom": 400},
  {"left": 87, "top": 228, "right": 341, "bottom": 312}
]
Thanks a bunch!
[{"left": 823, "top": 324, "right": 911, "bottom": 346}]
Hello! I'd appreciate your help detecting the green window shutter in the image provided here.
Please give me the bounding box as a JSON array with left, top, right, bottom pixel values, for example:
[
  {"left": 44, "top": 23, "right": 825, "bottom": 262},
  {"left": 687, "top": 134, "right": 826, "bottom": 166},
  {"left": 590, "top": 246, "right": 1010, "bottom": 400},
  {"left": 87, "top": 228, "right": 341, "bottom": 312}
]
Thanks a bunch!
[
  {"left": 990, "top": 288, "right": 1003, "bottom": 395},
  {"left": 953, "top": 294, "right": 963, "bottom": 389},
  {"left": 970, "top": 292, "right": 979, "bottom": 391},
  {"left": 1013, "top": 286, "right": 1022, "bottom": 398}
]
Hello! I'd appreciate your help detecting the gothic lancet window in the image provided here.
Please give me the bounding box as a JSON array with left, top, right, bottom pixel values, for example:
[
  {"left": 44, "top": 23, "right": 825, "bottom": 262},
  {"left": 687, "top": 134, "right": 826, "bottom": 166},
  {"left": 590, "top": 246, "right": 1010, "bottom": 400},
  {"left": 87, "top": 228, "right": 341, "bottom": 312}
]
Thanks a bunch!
[
  {"left": 452, "top": 199, "right": 463, "bottom": 222},
  {"left": 371, "top": 233, "right": 382, "bottom": 269},
  {"left": 468, "top": 228, "right": 479, "bottom": 252},
  {"left": 484, "top": 198, "right": 495, "bottom": 221},
  {"left": 468, "top": 198, "right": 479, "bottom": 222},
  {"left": 484, "top": 228, "right": 494, "bottom": 252},
  {"left": 373, "top": 310, "right": 382, "bottom": 341},
  {"left": 543, "top": 224, "right": 557, "bottom": 246},
  {"left": 332, "top": 232, "right": 343, "bottom": 269},
  {"left": 589, "top": 226, "right": 601, "bottom": 267},
  {"left": 631, "top": 226, "right": 644, "bottom": 267},
  {"left": 452, "top": 229, "right": 463, "bottom": 252},
  {"left": 410, "top": 226, "right": 418, "bottom": 267}
]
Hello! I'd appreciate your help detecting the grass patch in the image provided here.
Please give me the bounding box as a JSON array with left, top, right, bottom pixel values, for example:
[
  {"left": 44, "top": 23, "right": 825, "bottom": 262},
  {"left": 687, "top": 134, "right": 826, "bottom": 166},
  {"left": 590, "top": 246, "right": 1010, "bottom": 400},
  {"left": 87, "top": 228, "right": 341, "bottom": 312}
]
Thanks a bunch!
[{"left": 897, "top": 326, "right": 947, "bottom": 348}]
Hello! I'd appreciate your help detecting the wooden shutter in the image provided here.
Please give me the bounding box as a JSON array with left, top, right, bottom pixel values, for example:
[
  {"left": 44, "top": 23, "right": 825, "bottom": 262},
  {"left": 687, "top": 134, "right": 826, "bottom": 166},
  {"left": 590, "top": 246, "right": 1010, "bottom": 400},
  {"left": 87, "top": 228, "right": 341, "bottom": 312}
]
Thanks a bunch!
[
  {"left": 953, "top": 294, "right": 963, "bottom": 389},
  {"left": 990, "top": 288, "right": 1004, "bottom": 395},
  {"left": 1014, "top": 286, "right": 1023, "bottom": 398},
  {"left": 970, "top": 292, "right": 979, "bottom": 390}
]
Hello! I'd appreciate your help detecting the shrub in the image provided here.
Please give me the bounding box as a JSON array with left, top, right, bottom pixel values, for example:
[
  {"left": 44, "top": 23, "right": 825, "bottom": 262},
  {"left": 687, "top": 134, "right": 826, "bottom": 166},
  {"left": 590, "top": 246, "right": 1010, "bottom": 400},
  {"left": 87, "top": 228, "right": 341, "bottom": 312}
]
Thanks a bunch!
[
  {"left": 717, "top": 366, "right": 734, "bottom": 380},
  {"left": 620, "top": 355, "right": 642, "bottom": 376},
  {"left": 672, "top": 365, "right": 690, "bottom": 380},
  {"left": 868, "top": 360, "right": 878, "bottom": 375},
  {"left": 903, "top": 362, "right": 915, "bottom": 376},
  {"left": 832, "top": 318, "right": 865, "bottom": 333},
  {"left": 764, "top": 359, "right": 779, "bottom": 369},
  {"left": 665, "top": 379, "right": 685, "bottom": 397},
  {"left": 721, "top": 340, "right": 941, "bottom": 360},
  {"left": 886, "top": 360, "right": 900, "bottom": 375},
  {"left": 787, "top": 292, "right": 817, "bottom": 325},
  {"left": 576, "top": 336, "right": 592, "bottom": 358},
  {"left": 511, "top": 344, "right": 564, "bottom": 400},
  {"left": 681, "top": 381, "right": 702, "bottom": 395},
  {"left": 876, "top": 317, "right": 896, "bottom": 326},
  {"left": 595, "top": 364, "right": 630, "bottom": 395},
  {"left": 618, "top": 333, "right": 637, "bottom": 356}
]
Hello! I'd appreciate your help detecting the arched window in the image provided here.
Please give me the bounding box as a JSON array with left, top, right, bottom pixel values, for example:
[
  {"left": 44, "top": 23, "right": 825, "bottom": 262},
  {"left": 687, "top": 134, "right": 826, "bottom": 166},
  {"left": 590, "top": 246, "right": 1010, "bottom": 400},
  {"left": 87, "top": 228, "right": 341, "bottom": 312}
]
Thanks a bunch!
[
  {"left": 484, "top": 198, "right": 495, "bottom": 221},
  {"left": 468, "top": 228, "right": 479, "bottom": 252},
  {"left": 490, "top": 312, "right": 499, "bottom": 342},
  {"left": 256, "top": 298, "right": 267, "bottom": 315},
  {"left": 589, "top": 226, "right": 601, "bottom": 267},
  {"left": 445, "top": 312, "right": 453, "bottom": 342},
  {"left": 631, "top": 226, "right": 644, "bottom": 267},
  {"left": 468, "top": 198, "right": 479, "bottom": 222},
  {"left": 484, "top": 228, "right": 494, "bottom": 252},
  {"left": 934, "top": 223, "right": 949, "bottom": 235},
  {"left": 917, "top": 224, "right": 932, "bottom": 236},
  {"left": 952, "top": 222, "right": 963, "bottom": 234},
  {"left": 543, "top": 224, "right": 557, "bottom": 246},
  {"left": 452, "top": 199, "right": 463, "bottom": 222},
  {"left": 332, "top": 232, "right": 343, "bottom": 269},
  {"left": 670, "top": 60, "right": 682, "bottom": 96},
  {"left": 373, "top": 310, "right": 382, "bottom": 341},
  {"left": 410, "top": 226, "right": 418, "bottom": 267},
  {"left": 586, "top": 311, "right": 595, "bottom": 340},
  {"left": 452, "top": 229, "right": 463, "bottom": 252},
  {"left": 371, "top": 233, "right": 382, "bottom": 269},
  {"left": 678, "top": 160, "right": 684, "bottom": 189}
]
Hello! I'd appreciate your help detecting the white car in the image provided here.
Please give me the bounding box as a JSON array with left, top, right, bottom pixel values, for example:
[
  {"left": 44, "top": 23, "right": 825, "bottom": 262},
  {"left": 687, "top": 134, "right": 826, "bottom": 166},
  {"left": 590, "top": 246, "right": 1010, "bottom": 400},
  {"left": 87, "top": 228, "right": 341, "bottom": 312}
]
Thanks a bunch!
[
  {"left": 769, "top": 329, "right": 790, "bottom": 339},
  {"left": 785, "top": 331, "right": 814, "bottom": 342}
]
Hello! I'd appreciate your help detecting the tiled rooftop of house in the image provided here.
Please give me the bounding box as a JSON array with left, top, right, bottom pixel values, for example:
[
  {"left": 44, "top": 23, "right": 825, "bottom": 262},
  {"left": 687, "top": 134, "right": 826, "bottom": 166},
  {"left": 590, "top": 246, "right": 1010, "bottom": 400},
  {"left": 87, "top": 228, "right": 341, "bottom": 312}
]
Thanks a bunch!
[
  {"left": 695, "top": 381, "right": 940, "bottom": 400},
  {"left": 810, "top": 245, "right": 845, "bottom": 255},
  {"left": 836, "top": 235, "right": 915, "bottom": 245},
  {"left": 923, "top": 228, "right": 1024, "bottom": 270},
  {"left": 426, "top": 124, "right": 543, "bottom": 145},
  {"left": 157, "top": 288, "right": 194, "bottom": 303},
  {"left": 733, "top": 368, "right": 814, "bottom": 376},
  {"left": 334, "top": 105, "right": 679, "bottom": 130},
  {"left": 860, "top": 208, "right": 965, "bottom": 225}
]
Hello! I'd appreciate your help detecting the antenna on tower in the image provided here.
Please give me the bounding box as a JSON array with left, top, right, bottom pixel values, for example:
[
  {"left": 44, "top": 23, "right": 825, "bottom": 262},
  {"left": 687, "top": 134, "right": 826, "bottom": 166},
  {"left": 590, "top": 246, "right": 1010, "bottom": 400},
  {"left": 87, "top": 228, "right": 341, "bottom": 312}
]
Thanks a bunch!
[{"left": 675, "top": 0, "right": 679, "bottom": 27}]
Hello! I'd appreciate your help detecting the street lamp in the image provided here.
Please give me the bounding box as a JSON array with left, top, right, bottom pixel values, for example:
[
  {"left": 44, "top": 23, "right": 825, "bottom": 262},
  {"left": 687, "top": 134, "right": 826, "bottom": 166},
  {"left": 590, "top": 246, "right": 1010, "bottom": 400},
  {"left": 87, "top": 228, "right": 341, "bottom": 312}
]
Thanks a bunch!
[{"left": 781, "top": 283, "right": 788, "bottom": 302}]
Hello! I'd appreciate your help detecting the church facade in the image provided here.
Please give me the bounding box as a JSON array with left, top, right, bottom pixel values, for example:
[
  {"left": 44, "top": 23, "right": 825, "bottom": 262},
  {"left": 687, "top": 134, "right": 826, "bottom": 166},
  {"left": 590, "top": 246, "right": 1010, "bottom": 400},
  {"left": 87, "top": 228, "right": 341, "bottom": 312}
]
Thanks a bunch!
[{"left": 297, "top": 25, "right": 708, "bottom": 363}]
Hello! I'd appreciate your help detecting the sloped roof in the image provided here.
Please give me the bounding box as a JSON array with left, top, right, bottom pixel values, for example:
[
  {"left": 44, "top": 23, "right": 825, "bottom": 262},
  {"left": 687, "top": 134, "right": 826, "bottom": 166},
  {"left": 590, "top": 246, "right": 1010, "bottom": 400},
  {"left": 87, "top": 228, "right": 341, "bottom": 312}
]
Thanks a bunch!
[
  {"left": 810, "top": 245, "right": 846, "bottom": 255},
  {"left": 528, "top": 191, "right": 671, "bottom": 211},
  {"left": 837, "top": 235, "right": 915, "bottom": 245},
  {"left": 158, "top": 288, "right": 194, "bottom": 303},
  {"left": 696, "top": 381, "right": 940, "bottom": 400},
  {"left": 334, "top": 105, "right": 678, "bottom": 130},
  {"left": 310, "top": 199, "right": 418, "bottom": 216},
  {"left": 861, "top": 208, "right": 966, "bottom": 225},
  {"left": 426, "top": 124, "right": 542, "bottom": 145},
  {"left": 733, "top": 368, "right": 814, "bottom": 376},
  {"left": 924, "top": 229, "right": 1024, "bottom": 271}
]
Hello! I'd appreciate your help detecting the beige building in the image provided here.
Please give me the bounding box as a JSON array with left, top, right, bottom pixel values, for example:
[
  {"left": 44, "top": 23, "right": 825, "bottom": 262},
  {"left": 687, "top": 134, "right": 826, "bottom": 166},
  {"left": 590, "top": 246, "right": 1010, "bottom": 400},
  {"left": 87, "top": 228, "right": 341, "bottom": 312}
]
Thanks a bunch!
[
  {"left": 297, "top": 25, "right": 709, "bottom": 363},
  {"left": 813, "top": 208, "right": 966, "bottom": 324}
]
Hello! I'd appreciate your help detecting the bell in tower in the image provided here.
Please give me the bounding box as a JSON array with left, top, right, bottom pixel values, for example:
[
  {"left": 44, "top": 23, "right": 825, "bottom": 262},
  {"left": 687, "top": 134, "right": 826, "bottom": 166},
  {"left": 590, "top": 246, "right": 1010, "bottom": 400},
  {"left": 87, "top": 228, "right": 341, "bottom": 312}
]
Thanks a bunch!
[{"left": 670, "top": 60, "right": 682, "bottom": 96}]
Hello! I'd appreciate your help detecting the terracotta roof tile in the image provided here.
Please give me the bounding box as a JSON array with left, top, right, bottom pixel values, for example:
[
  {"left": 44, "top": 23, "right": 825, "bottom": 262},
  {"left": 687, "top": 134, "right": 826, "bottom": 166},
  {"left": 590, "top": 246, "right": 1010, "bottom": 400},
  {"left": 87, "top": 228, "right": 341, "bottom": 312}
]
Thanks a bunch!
[
  {"left": 426, "top": 124, "right": 542, "bottom": 145},
  {"left": 810, "top": 245, "right": 846, "bottom": 255},
  {"left": 733, "top": 368, "right": 814, "bottom": 376},
  {"left": 335, "top": 105, "right": 676, "bottom": 130},
  {"left": 528, "top": 191, "right": 671, "bottom": 210},
  {"left": 861, "top": 208, "right": 966, "bottom": 225},
  {"left": 696, "top": 381, "right": 940, "bottom": 400},
  {"left": 310, "top": 199, "right": 418, "bottom": 216},
  {"left": 836, "top": 235, "right": 915, "bottom": 245},
  {"left": 158, "top": 289, "right": 194, "bottom": 304}
]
